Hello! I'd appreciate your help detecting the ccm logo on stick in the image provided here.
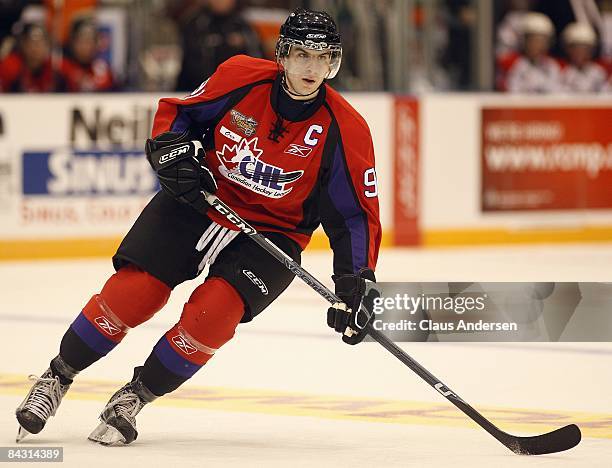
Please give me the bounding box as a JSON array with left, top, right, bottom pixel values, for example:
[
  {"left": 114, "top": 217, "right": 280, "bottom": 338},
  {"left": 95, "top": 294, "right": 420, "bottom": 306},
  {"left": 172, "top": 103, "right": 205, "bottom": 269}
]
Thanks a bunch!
[{"left": 212, "top": 202, "right": 256, "bottom": 235}]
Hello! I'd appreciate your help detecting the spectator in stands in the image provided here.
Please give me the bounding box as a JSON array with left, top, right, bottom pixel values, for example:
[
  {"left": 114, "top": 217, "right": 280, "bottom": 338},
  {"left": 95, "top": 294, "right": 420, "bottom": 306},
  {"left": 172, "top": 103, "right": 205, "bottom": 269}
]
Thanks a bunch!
[
  {"left": 499, "top": 12, "right": 562, "bottom": 92},
  {"left": 560, "top": 22, "right": 608, "bottom": 92},
  {"left": 60, "top": 17, "right": 114, "bottom": 92},
  {"left": 496, "top": 0, "right": 535, "bottom": 58},
  {"left": 0, "top": 22, "right": 65, "bottom": 92},
  {"left": 174, "top": 0, "right": 263, "bottom": 92}
]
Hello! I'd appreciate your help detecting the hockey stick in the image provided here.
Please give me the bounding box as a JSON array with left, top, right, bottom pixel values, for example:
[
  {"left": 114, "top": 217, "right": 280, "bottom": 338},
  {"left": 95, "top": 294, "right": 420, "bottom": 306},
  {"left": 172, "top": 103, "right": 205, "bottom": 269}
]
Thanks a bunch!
[{"left": 203, "top": 192, "right": 581, "bottom": 455}]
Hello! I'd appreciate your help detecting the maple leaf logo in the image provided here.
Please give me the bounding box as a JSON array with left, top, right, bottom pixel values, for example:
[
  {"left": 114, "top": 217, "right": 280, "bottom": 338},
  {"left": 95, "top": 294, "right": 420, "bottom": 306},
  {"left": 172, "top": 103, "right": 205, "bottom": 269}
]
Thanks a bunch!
[{"left": 216, "top": 137, "right": 263, "bottom": 171}]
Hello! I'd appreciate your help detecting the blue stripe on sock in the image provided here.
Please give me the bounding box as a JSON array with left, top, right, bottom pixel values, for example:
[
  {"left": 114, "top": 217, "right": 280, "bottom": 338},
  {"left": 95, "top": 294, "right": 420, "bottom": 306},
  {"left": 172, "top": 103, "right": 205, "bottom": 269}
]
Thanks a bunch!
[
  {"left": 70, "top": 312, "right": 118, "bottom": 356},
  {"left": 153, "top": 336, "right": 202, "bottom": 378}
]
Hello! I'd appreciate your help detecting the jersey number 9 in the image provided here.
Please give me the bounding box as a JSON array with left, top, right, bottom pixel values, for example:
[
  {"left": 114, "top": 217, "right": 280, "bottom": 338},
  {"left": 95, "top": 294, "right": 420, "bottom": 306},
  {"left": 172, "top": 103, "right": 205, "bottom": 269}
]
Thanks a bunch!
[{"left": 364, "top": 168, "right": 378, "bottom": 198}]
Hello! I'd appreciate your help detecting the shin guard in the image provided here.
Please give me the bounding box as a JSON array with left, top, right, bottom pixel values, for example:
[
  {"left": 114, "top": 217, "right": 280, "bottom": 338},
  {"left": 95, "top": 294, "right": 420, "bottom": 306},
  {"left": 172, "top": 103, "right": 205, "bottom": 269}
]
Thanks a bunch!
[
  {"left": 61, "top": 265, "right": 171, "bottom": 372},
  {"left": 141, "top": 277, "right": 244, "bottom": 395}
]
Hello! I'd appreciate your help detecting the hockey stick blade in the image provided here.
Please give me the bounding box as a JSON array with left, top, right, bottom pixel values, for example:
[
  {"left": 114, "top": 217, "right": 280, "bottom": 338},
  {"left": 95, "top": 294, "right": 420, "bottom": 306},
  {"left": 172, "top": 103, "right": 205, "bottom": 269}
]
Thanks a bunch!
[
  {"left": 366, "top": 325, "right": 581, "bottom": 455},
  {"left": 499, "top": 423, "right": 581, "bottom": 455}
]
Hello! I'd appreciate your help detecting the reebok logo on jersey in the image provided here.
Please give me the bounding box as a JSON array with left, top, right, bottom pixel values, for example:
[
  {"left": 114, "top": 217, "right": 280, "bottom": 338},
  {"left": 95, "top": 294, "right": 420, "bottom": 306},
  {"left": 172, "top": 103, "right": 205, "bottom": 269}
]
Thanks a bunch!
[
  {"left": 242, "top": 269, "right": 269, "bottom": 295},
  {"left": 230, "top": 109, "right": 258, "bottom": 136},
  {"left": 284, "top": 143, "right": 313, "bottom": 158},
  {"left": 216, "top": 137, "right": 303, "bottom": 198},
  {"left": 94, "top": 316, "right": 121, "bottom": 336},
  {"left": 171, "top": 335, "right": 197, "bottom": 355}
]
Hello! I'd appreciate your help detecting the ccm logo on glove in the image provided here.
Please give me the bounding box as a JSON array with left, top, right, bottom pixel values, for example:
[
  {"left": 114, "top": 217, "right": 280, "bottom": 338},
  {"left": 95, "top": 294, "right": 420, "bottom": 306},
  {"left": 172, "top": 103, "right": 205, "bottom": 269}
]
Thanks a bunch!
[{"left": 159, "top": 144, "right": 191, "bottom": 164}]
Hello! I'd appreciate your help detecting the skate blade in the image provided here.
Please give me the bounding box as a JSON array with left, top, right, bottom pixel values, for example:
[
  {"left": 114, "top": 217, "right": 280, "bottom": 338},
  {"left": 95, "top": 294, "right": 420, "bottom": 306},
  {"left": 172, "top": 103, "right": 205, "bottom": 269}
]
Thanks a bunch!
[
  {"left": 16, "top": 426, "right": 30, "bottom": 443},
  {"left": 87, "top": 422, "right": 126, "bottom": 446}
]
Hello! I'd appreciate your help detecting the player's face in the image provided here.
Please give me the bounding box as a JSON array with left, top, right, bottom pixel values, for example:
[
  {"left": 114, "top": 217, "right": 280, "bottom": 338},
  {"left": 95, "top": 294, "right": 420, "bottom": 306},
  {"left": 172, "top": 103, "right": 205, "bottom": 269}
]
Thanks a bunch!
[
  {"left": 283, "top": 46, "right": 331, "bottom": 98},
  {"left": 22, "top": 35, "right": 50, "bottom": 70},
  {"left": 524, "top": 34, "right": 550, "bottom": 59},
  {"left": 72, "top": 29, "right": 97, "bottom": 64},
  {"left": 566, "top": 43, "right": 593, "bottom": 66}
]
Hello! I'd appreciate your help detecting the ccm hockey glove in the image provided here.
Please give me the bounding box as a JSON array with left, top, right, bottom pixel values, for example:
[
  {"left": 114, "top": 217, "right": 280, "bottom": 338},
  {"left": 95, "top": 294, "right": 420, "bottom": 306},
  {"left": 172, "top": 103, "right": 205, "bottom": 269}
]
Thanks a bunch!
[
  {"left": 327, "top": 268, "right": 379, "bottom": 345},
  {"left": 145, "top": 130, "right": 217, "bottom": 212}
]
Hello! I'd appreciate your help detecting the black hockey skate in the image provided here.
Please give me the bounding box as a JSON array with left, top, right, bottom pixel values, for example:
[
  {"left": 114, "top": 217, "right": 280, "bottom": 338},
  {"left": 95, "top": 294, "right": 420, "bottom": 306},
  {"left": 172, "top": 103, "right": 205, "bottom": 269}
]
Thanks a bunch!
[
  {"left": 88, "top": 367, "right": 157, "bottom": 446},
  {"left": 15, "top": 367, "right": 71, "bottom": 442}
]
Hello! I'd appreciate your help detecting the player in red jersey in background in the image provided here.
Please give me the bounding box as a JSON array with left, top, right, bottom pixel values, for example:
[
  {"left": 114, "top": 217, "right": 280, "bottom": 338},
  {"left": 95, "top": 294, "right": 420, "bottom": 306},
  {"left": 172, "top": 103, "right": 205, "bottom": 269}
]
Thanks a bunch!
[
  {"left": 15, "top": 8, "right": 381, "bottom": 446},
  {"left": 60, "top": 18, "right": 114, "bottom": 92},
  {"left": 0, "top": 23, "right": 65, "bottom": 93}
]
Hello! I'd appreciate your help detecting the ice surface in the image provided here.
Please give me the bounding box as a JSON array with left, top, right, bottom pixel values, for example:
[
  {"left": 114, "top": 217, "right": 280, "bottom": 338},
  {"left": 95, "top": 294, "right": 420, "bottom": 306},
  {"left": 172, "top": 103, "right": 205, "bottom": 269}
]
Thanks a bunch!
[{"left": 1, "top": 244, "right": 611, "bottom": 467}]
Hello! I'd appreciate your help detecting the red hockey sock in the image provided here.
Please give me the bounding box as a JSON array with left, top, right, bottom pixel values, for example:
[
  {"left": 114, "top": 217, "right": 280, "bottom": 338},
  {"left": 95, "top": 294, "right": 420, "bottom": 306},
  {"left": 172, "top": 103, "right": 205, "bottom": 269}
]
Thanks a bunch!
[{"left": 163, "top": 277, "right": 245, "bottom": 366}]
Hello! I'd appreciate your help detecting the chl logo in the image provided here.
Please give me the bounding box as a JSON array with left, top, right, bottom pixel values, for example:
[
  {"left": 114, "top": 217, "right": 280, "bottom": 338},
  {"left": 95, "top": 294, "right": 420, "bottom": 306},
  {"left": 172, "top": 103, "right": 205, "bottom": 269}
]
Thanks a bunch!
[
  {"left": 94, "top": 316, "right": 121, "bottom": 336},
  {"left": 172, "top": 335, "right": 197, "bottom": 355},
  {"left": 216, "top": 137, "right": 303, "bottom": 198}
]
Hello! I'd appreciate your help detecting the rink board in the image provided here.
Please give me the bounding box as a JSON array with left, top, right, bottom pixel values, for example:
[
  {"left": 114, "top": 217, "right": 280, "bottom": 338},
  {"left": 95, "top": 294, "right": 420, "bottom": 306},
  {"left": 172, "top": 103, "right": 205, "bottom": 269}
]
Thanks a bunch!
[{"left": 2, "top": 94, "right": 612, "bottom": 260}]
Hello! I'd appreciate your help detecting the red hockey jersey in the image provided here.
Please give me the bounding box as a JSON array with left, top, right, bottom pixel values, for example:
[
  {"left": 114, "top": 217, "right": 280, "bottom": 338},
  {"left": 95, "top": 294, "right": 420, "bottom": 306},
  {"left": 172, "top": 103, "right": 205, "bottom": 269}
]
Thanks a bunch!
[
  {"left": 60, "top": 56, "right": 114, "bottom": 92},
  {"left": 152, "top": 55, "right": 381, "bottom": 276}
]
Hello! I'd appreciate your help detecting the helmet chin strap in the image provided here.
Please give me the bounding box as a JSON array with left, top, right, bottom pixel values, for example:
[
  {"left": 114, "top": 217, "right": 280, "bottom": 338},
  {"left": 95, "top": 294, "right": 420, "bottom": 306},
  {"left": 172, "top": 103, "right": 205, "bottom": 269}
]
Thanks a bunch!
[{"left": 281, "top": 73, "right": 323, "bottom": 99}]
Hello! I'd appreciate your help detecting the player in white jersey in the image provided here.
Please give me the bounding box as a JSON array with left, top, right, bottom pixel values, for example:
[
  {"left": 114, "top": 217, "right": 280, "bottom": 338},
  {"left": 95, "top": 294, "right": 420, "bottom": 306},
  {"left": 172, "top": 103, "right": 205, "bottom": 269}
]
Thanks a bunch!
[
  {"left": 560, "top": 22, "right": 608, "bottom": 93},
  {"left": 504, "top": 13, "right": 562, "bottom": 93}
]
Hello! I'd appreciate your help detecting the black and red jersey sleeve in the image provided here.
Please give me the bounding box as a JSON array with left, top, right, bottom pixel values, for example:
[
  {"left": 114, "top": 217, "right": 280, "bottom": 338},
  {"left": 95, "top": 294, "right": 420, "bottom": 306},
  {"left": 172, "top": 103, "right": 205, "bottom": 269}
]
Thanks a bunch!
[
  {"left": 151, "top": 55, "right": 277, "bottom": 137},
  {"left": 320, "top": 102, "right": 382, "bottom": 278}
]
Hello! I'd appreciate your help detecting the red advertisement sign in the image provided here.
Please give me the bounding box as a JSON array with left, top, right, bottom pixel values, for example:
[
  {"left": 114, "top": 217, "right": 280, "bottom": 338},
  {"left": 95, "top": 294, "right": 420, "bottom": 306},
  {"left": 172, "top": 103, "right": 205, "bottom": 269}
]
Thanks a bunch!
[
  {"left": 481, "top": 107, "right": 612, "bottom": 211},
  {"left": 393, "top": 98, "right": 420, "bottom": 245}
]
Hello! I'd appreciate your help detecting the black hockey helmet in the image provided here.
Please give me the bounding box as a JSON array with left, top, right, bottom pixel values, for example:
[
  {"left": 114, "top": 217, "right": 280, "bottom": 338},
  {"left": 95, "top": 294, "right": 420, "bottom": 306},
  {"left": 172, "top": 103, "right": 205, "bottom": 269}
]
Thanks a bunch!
[
  {"left": 279, "top": 8, "right": 341, "bottom": 46},
  {"left": 275, "top": 8, "right": 342, "bottom": 79}
]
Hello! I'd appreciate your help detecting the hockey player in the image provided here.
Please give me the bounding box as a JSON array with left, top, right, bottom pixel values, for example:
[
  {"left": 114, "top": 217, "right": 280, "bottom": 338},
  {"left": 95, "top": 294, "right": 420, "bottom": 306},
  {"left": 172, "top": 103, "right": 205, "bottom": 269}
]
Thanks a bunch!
[
  {"left": 498, "top": 12, "right": 562, "bottom": 93},
  {"left": 559, "top": 22, "right": 607, "bottom": 93},
  {"left": 15, "top": 8, "right": 381, "bottom": 446}
]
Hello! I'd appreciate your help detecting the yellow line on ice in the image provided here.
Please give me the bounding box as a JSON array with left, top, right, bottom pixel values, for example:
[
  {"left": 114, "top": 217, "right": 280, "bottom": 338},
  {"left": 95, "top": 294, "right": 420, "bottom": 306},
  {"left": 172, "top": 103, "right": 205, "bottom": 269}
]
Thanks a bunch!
[{"left": 2, "top": 373, "right": 610, "bottom": 439}]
